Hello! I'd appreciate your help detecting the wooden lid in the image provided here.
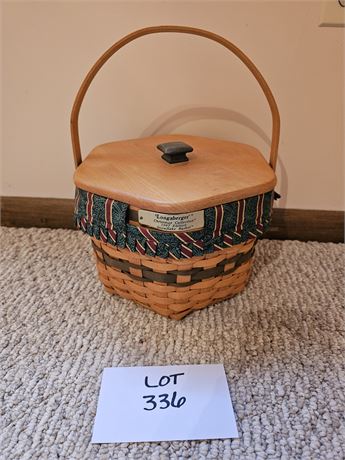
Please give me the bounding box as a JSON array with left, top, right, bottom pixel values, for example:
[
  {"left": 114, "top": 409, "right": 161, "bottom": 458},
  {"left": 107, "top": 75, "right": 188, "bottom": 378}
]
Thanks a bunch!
[{"left": 74, "top": 134, "right": 276, "bottom": 213}]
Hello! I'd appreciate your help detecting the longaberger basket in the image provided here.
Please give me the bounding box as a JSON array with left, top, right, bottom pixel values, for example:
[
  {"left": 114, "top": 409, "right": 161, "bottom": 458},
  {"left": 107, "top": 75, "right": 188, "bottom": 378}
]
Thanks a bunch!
[{"left": 71, "top": 26, "right": 280, "bottom": 319}]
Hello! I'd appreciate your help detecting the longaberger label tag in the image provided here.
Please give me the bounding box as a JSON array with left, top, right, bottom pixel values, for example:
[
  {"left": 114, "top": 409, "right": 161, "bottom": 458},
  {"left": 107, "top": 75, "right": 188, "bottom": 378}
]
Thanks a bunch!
[{"left": 138, "top": 210, "right": 204, "bottom": 232}]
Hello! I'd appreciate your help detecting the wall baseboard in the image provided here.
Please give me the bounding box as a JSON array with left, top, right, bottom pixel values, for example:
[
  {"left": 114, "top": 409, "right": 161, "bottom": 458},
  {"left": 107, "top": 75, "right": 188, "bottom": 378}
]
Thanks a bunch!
[
  {"left": 1, "top": 197, "right": 75, "bottom": 230},
  {"left": 1, "top": 196, "right": 344, "bottom": 243}
]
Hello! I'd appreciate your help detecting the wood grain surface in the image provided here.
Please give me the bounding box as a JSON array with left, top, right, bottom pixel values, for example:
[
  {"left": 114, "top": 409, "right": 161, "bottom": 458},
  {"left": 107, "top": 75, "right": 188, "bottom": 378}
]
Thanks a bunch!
[{"left": 74, "top": 134, "right": 277, "bottom": 213}]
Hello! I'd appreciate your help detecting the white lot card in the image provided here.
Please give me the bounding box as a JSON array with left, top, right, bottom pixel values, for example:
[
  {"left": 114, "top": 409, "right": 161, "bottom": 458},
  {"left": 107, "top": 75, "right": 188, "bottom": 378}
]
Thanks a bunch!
[{"left": 91, "top": 364, "right": 238, "bottom": 443}]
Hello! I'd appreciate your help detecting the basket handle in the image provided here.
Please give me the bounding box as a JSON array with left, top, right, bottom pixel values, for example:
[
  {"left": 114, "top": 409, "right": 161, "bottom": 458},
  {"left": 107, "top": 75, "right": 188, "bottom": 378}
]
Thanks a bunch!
[{"left": 71, "top": 25, "right": 280, "bottom": 171}]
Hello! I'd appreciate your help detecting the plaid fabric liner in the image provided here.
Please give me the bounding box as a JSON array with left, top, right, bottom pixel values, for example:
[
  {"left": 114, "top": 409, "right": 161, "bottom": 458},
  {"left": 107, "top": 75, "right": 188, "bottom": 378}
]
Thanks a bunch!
[{"left": 75, "top": 188, "right": 274, "bottom": 259}]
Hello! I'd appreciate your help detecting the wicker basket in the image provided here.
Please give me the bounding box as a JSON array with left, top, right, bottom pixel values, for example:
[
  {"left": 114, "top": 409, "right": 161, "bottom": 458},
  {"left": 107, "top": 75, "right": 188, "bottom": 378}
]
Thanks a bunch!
[
  {"left": 71, "top": 26, "right": 280, "bottom": 319},
  {"left": 92, "top": 238, "right": 255, "bottom": 319}
]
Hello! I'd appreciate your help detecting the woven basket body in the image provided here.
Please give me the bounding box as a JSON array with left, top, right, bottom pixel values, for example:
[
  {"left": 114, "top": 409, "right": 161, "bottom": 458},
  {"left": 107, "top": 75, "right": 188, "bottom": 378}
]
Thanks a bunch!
[{"left": 92, "top": 237, "right": 255, "bottom": 320}]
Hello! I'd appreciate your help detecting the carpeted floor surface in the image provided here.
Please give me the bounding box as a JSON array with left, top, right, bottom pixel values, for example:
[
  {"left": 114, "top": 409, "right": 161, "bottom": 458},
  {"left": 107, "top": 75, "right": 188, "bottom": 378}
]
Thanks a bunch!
[{"left": 0, "top": 227, "right": 344, "bottom": 460}]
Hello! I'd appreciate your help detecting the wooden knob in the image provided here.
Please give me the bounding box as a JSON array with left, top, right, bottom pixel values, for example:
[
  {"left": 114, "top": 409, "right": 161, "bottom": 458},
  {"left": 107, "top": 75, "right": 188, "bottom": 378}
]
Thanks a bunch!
[{"left": 157, "top": 141, "right": 193, "bottom": 164}]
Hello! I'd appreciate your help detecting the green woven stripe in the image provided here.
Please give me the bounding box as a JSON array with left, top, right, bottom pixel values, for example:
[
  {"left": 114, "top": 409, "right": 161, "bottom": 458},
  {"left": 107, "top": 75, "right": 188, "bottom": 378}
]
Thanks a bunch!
[{"left": 92, "top": 240, "right": 255, "bottom": 286}]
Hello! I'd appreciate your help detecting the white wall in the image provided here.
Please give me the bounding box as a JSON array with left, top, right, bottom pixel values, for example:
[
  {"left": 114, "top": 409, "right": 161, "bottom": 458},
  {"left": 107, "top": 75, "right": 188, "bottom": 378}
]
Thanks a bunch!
[{"left": 2, "top": 1, "right": 344, "bottom": 210}]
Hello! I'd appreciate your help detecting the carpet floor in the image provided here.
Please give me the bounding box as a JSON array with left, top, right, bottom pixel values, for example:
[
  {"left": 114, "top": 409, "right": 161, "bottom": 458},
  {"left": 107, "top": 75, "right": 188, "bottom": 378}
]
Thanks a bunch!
[{"left": 0, "top": 227, "right": 344, "bottom": 460}]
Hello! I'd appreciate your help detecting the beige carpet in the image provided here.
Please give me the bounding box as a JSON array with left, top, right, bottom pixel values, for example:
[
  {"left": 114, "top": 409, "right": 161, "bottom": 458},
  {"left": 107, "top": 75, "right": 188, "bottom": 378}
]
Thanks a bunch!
[{"left": 1, "top": 227, "right": 344, "bottom": 459}]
